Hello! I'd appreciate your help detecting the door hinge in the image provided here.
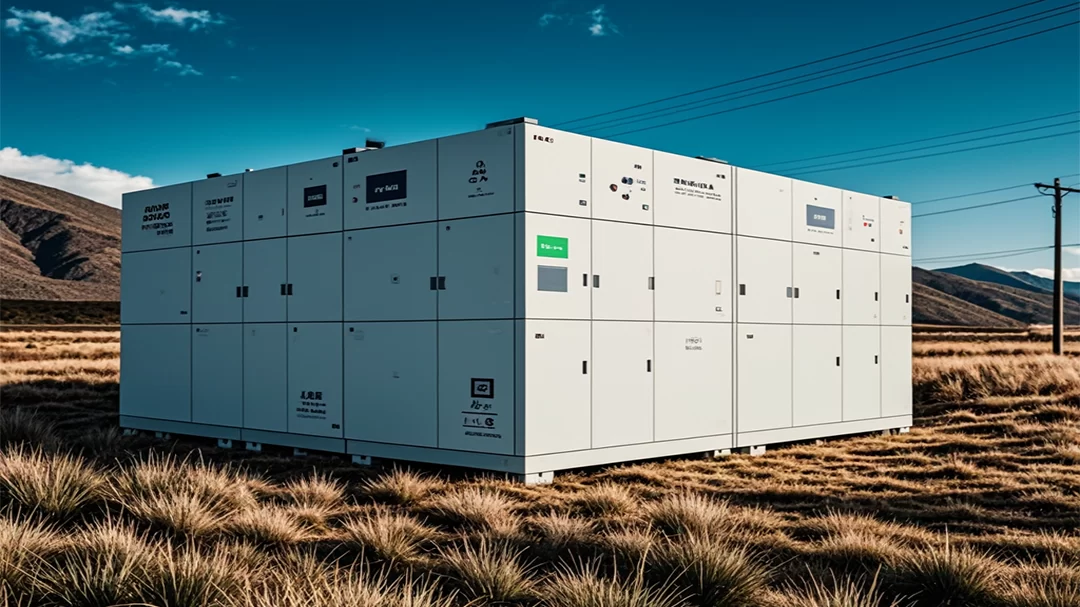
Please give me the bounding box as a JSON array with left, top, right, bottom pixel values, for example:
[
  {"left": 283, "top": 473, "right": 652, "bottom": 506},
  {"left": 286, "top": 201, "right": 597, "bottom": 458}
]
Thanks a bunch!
[
  {"left": 280, "top": 283, "right": 287, "bottom": 296},
  {"left": 786, "top": 286, "right": 793, "bottom": 298}
]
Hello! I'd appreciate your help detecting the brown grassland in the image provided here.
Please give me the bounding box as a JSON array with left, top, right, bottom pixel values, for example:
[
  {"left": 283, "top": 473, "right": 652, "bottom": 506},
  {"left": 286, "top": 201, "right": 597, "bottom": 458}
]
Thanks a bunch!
[{"left": 1, "top": 328, "right": 1079, "bottom": 607}]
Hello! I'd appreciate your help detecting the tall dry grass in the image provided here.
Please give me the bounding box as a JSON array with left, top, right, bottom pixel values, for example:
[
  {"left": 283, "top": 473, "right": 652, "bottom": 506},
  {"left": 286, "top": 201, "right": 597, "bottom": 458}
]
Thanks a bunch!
[{"left": 1, "top": 328, "right": 1078, "bottom": 606}]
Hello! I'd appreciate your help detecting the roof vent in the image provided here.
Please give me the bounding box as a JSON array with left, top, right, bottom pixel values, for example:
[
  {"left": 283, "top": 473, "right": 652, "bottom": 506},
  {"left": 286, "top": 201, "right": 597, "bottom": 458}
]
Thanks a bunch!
[
  {"left": 244, "top": 168, "right": 253, "bottom": 172},
  {"left": 695, "top": 156, "right": 729, "bottom": 165},
  {"left": 883, "top": 195, "right": 899, "bottom": 200},
  {"left": 206, "top": 172, "right": 222, "bottom": 178},
  {"left": 365, "top": 138, "right": 385, "bottom": 150},
  {"left": 485, "top": 117, "right": 538, "bottom": 129}
]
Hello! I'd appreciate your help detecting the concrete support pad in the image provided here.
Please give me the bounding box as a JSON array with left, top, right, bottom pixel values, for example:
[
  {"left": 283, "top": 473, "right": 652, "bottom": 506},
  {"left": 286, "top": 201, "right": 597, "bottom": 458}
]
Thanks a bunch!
[
  {"left": 518, "top": 471, "right": 554, "bottom": 485},
  {"left": 351, "top": 455, "right": 373, "bottom": 466},
  {"left": 245, "top": 442, "right": 262, "bottom": 452},
  {"left": 217, "top": 439, "right": 233, "bottom": 449},
  {"left": 737, "top": 445, "right": 767, "bottom": 456}
]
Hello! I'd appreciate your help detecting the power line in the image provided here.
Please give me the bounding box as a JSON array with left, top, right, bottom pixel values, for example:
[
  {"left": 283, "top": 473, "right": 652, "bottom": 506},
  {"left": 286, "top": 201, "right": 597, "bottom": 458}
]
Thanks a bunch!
[
  {"left": 551, "top": 0, "right": 1052, "bottom": 128},
  {"left": 916, "top": 244, "right": 1079, "bottom": 263},
  {"left": 582, "top": 4, "right": 1078, "bottom": 134},
  {"left": 756, "top": 111, "right": 1079, "bottom": 170},
  {"left": 911, "top": 173, "right": 1080, "bottom": 204},
  {"left": 602, "top": 21, "right": 1079, "bottom": 138},
  {"left": 912, "top": 194, "right": 1044, "bottom": 218},
  {"left": 787, "top": 129, "right": 1080, "bottom": 177},
  {"left": 915, "top": 244, "right": 1054, "bottom": 262},
  {"left": 782, "top": 119, "right": 1077, "bottom": 173}
]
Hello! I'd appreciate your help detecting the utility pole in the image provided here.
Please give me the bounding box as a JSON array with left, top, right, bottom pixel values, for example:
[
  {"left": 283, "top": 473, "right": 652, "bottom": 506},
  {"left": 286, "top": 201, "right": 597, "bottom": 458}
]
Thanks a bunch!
[{"left": 1035, "top": 178, "right": 1079, "bottom": 355}]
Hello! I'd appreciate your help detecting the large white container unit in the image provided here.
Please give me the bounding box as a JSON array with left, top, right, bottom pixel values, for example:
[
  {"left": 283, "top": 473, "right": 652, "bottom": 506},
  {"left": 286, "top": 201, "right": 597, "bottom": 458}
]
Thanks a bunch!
[{"left": 119, "top": 117, "right": 912, "bottom": 483}]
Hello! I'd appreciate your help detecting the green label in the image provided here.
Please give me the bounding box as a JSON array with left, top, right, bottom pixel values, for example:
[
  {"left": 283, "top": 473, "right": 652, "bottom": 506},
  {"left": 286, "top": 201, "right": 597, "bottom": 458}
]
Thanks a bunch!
[{"left": 536, "top": 235, "right": 569, "bottom": 259}]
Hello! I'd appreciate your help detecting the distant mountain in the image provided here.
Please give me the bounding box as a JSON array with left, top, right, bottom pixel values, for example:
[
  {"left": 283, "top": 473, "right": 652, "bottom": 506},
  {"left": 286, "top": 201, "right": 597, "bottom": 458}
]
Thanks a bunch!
[
  {"left": 0, "top": 175, "right": 120, "bottom": 301},
  {"left": 1007, "top": 269, "right": 1080, "bottom": 302},
  {"left": 913, "top": 266, "right": 1080, "bottom": 326}
]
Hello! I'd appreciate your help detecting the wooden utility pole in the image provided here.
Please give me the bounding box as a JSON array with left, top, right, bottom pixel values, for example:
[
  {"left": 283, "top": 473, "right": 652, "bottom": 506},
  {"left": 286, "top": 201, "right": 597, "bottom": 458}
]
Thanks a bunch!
[{"left": 1035, "top": 178, "right": 1079, "bottom": 355}]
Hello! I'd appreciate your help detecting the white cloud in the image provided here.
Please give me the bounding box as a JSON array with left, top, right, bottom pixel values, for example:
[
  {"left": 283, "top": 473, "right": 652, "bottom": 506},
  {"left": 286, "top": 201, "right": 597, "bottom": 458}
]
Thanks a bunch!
[
  {"left": 155, "top": 56, "right": 201, "bottom": 76},
  {"left": 1026, "top": 268, "right": 1080, "bottom": 282},
  {"left": 5, "top": 8, "right": 125, "bottom": 45},
  {"left": 112, "top": 43, "right": 134, "bottom": 54},
  {"left": 116, "top": 3, "right": 223, "bottom": 30},
  {"left": 42, "top": 51, "right": 104, "bottom": 64},
  {"left": 0, "top": 147, "right": 154, "bottom": 208},
  {"left": 538, "top": 4, "right": 620, "bottom": 36},
  {"left": 587, "top": 5, "right": 619, "bottom": 36},
  {"left": 113, "top": 42, "right": 172, "bottom": 55}
]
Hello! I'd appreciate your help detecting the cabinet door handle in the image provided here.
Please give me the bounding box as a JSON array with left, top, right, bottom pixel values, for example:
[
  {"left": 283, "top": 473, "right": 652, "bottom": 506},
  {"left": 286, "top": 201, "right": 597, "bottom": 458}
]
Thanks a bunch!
[
  {"left": 280, "top": 283, "right": 287, "bottom": 296},
  {"left": 430, "top": 277, "right": 438, "bottom": 291},
  {"left": 583, "top": 273, "right": 588, "bottom": 287},
  {"left": 236, "top": 286, "right": 242, "bottom": 298},
  {"left": 593, "top": 275, "right": 600, "bottom": 288},
  {"left": 242, "top": 286, "right": 249, "bottom": 297},
  {"left": 287, "top": 283, "right": 293, "bottom": 296},
  {"left": 582, "top": 361, "right": 588, "bottom": 374},
  {"left": 438, "top": 276, "right": 446, "bottom": 290},
  {"left": 646, "top": 359, "right": 652, "bottom": 372}
]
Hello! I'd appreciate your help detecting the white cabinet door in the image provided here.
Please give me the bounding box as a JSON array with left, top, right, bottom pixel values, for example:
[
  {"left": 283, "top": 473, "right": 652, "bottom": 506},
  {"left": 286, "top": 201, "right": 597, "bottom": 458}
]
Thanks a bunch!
[
  {"left": 655, "top": 322, "right": 732, "bottom": 441},
  {"left": 735, "top": 236, "right": 791, "bottom": 324},
  {"left": 591, "top": 138, "right": 653, "bottom": 224},
  {"left": 288, "top": 156, "right": 342, "bottom": 236},
  {"left": 521, "top": 214, "right": 591, "bottom": 320},
  {"left": 344, "top": 140, "right": 437, "bottom": 229},
  {"left": 243, "top": 323, "right": 287, "bottom": 433},
  {"left": 879, "top": 198, "right": 911, "bottom": 256},
  {"left": 287, "top": 323, "right": 343, "bottom": 438},
  {"left": 842, "top": 249, "right": 880, "bottom": 325},
  {"left": 880, "top": 253, "right": 911, "bottom": 326},
  {"left": 243, "top": 166, "right": 287, "bottom": 240},
  {"left": 792, "top": 243, "right": 841, "bottom": 325},
  {"left": 521, "top": 125, "right": 591, "bottom": 218},
  {"left": 736, "top": 323, "right": 792, "bottom": 434},
  {"left": 437, "top": 320, "right": 515, "bottom": 455},
  {"left": 192, "top": 242, "right": 242, "bottom": 324},
  {"left": 122, "top": 182, "right": 192, "bottom": 252},
  {"left": 120, "top": 325, "right": 190, "bottom": 421},
  {"left": 592, "top": 321, "right": 653, "bottom": 448},
  {"left": 843, "top": 326, "right": 881, "bottom": 422},
  {"left": 192, "top": 324, "right": 242, "bottom": 428},
  {"left": 243, "top": 238, "right": 287, "bottom": 323},
  {"left": 655, "top": 228, "right": 732, "bottom": 322},
  {"left": 592, "top": 221, "right": 653, "bottom": 321},
  {"left": 345, "top": 322, "right": 437, "bottom": 447},
  {"left": 344, "top": 224, "right": 437, "bottom": 321},
  {"left": 438, "top": 215, "right": 515, "bottom": 320},
  {"left": 121, "top": 248, "right": 191, "bottom": 324},
  {"left": 287, "top": 233, "right": 342, "bottom": 322},
  {"left": 735, "top": 168, "right": 790, "bottom": 241},
  {"left": 792, "top": 179, "right": 841, "bottom": 247},
  {"left": 522, "top": 320, "right": 591, "bottom": 455},
  {"left": 193, "top": 174, "right": 243, "bottom": 245},
  {"left": 842, "top": 191, "right": 880, "bottom": 251},
  {"left": 881, "top": 326, "right": 912, "bottom": 418},
  {"left": 793, "top": 325, "right": 841, "bottom": 427},
  {"left": 653, "top": 151, "right": 732, "bottom": 233},
  {"left": 438, "top": 126, "right": 516, "bottom": 219}
]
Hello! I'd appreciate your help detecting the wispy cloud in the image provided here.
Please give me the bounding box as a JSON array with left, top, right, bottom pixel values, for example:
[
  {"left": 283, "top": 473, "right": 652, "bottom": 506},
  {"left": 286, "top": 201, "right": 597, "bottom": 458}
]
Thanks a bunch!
[
  {"left": 155, "top": 56, "right": 201, "bottom": 76},
  {"left": 0, "top": 147, "right": 154, "bottom": 208},
  {"left": 538, "top": 4, "right": 620, "bottom": 37},
  {"left": 4, "top": 5, "right": 213, "bottom": 76},
  {"left": 115, "top": 3, "right": 224, "bottom": 30},
  {"left": 4, "top": 8, "right": 126, "bottom": 45},
  {"left": 587, "top": 5, "right": 618, "bottom": 36},
  {"left": 1026, "top": 267, "right": 1080, "bottom": 281}
]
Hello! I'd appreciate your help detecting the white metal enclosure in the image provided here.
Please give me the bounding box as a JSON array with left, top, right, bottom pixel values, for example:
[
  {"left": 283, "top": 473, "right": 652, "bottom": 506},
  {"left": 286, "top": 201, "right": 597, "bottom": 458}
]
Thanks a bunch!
[{"left": 120, "top": 117, "right": 912, "bottom": 482}]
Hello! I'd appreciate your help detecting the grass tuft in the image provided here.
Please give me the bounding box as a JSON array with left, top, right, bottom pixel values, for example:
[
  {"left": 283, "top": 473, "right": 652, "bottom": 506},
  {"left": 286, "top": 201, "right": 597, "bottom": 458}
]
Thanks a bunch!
[
  {"left": 650, "top": 533, "right": 770, "bottom": 607},
  {"left": 542, "top": 557, "right": 686, "bottom": 607},
  {"left": 362, "top": 466, "right": 443, "bottom": 505},
  {"left": 423, "top": 487, "right": 520, "bottom": 534},
  {"left": 437, "top": 536, "right": 537, "bottom": 603},
  {"left": 890, "top": 540, "right": 1004, "bottom": 607},
  {"left": 568, "top": 482, "right": 639, "bottom": 519},
  {"left": 0, "top": 408, "right": 57, "bottom": 451},
  {"left": 341, "top": 507, "right": 439, "bottom": 564},
  {"left": 0, "top": 447, "right": 104, "bottom": 521},
  {"left": 283, "top": 471, "right": 346, "bottom": 509}
]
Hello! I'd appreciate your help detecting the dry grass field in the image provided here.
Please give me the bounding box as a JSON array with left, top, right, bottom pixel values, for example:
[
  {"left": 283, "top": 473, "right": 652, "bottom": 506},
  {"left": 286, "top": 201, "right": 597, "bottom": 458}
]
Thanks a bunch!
[{"left": 1, "top": 328, "right": 1079, "bottom": 607}]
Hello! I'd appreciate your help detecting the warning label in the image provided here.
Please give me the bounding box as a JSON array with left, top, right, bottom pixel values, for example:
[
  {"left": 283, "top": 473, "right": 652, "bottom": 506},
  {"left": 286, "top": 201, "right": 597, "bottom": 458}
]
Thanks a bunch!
[
  {"left": 462, "top": 378, "right": 501, "bottom": 440},
  {"left": 296, "top": 390, "right": 327, "bottom": 421},
  {"left": 202, "top": 191, "right": 235, "bottom": 235},
  {"left": 672, "top": 176, "right": 722, "bottom": 202}
]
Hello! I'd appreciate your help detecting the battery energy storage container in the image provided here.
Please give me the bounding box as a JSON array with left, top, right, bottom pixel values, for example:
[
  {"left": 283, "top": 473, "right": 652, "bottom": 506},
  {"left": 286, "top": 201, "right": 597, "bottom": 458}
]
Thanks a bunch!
[{"left": 119, "top": 117, "right": 912, "bottom": 483}]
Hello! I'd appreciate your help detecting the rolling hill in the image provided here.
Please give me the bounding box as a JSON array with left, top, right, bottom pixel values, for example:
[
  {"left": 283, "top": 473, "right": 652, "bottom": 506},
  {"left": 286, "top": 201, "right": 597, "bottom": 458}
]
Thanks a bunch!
[
  {"left": 937, "top": 262, "right": 1080, "bottom": 302},
  {"left": 912, "top": 266, "right": 1080, "bottom": 326},
  {"left": 0, "top": 175, "right": 120, "bottom": 301}
]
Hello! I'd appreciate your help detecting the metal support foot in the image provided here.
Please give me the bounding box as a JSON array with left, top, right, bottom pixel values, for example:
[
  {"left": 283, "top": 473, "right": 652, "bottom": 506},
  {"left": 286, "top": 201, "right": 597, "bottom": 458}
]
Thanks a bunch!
[
  {"left": 122, "top": 428, "right": 139, "bottom": 437},
  {"left": 217, "top": 439, "right": 233, "bottom": 449},
  {"left": 517, "top": 471, "right": 554, "bottom": 485},
  {"left": 154, "top": 431, "right": 172, "bottom": 440},
  {"left": 351, "top": 455, "right": 372, "bottom": 466},
  {"left": 293, "top": 448, "right": 308, "bottom": 458},
  {"left": 704, "top": 449, "right": 731, "bottom": 458},
  {"left": 898, "top": 426, "right": 910, "bottom": 434},
  {"left": 245, "top": 442, "right": 262, "bottom": 452},
  {"left": 737, "top": 445, "right": 766, "bottom": 456}
]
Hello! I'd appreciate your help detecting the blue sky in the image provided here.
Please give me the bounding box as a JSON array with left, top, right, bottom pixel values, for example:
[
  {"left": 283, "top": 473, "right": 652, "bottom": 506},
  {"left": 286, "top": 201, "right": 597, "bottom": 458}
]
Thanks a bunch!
[{"left": 1, "top": 0, "right": 1077, "bottom": 278}]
